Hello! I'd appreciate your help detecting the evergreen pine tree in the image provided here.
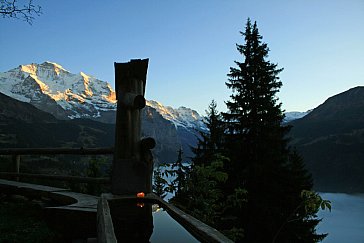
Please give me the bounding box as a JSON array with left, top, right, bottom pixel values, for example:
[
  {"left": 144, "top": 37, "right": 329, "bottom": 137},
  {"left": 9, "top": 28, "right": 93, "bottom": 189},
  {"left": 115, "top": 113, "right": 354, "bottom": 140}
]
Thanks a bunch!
[
  {"left": 192, "top": 100, "right": 225, "bottom": 166},
  {"left": 223, "top": 18, "right": 325, "bottom": 242}
]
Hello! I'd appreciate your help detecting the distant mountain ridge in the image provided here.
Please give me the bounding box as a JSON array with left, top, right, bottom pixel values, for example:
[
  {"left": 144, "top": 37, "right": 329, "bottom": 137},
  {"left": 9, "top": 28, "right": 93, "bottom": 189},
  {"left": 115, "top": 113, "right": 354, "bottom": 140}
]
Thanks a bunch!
[
  {"left": 0, "top": 92, "right": 56, "bottom": 123},
  {"left": 0, "top": 91, "right": 180, "bottom": 163},
  {"left": 0, "top": 61, "right": 314, "bottom": 164},
  {"left": 0, "top": 91, "right": 115, "bottom": 148},
  {"left": 284, "top": 111, "right": 311, "bottom": 123}
]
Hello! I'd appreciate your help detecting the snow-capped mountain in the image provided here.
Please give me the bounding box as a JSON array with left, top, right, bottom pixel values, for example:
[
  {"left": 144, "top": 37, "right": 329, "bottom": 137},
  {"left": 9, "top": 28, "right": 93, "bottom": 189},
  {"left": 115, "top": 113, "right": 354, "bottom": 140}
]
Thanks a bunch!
[
  {"left": 0, "top": 61, "right": 116, "bottom": 120},
  {"left": 0, "top": 61, "right": 207, "bottom": 162},
  {"left": 284, "top": 111, "right": 311, "bottom": 123},
  {"left": 146, "top": 100, "right": 205, "bottom": 130},
  {"left": 0, "top": 62, "right": 205, "bottom": 130}
]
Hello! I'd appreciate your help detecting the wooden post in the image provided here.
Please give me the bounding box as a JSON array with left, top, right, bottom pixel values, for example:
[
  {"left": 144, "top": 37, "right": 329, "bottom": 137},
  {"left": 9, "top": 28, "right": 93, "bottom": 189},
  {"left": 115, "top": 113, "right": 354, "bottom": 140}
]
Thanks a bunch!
[
  {"left": 97, "top": 195, "right": 117, "bottom": 243},
  {"left": 111, "top": 59, "right": 155, "bottom": 195},
  {"left": 12, "top": 155, "right": 20, "bottom": 181}
]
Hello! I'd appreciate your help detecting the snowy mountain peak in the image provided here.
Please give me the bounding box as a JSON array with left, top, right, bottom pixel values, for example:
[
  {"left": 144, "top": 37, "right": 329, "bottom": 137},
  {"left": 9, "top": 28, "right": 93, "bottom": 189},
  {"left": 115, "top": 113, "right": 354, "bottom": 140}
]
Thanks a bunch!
[
  {"left": 19, "top": 61, "right": 68, "bottom": 78},
  {"left": 44, "top": 61, "right": 67, "bottom": 71},
  {"left": 20, "top": 63, "right": 38, "bottom": 75},
  {"left": 284, "top": 110, "right": 311, "bottom": 122},
  {"left": 146, "top": 100, "right": 205, "bottom": 130}
]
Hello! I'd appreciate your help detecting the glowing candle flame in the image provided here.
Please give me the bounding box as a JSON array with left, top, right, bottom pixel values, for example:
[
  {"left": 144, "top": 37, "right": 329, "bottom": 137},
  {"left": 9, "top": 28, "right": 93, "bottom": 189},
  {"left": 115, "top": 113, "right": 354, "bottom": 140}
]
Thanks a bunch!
[{"left": 137, "top": 192, "right": 145, "bottom": 198}]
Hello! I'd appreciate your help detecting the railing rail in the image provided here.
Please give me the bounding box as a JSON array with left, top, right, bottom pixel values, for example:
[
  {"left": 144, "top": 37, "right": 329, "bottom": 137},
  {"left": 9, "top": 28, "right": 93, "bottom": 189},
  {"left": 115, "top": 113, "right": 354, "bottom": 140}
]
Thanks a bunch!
[
  {"left": 0, "top": 172, "right": 111, "bottom": 184},
  {"left": 0, "top": 147, "right": 114, "bottom": 184},
  {"left": 0, "top": 147, "right": 114, "bottom": 155}
]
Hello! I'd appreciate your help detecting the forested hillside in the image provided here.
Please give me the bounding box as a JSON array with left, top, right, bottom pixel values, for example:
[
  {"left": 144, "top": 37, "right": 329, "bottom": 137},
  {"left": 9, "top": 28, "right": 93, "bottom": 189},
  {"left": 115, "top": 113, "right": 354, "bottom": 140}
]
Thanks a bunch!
[{"left": 289, "top": 86, "right": 364, "bottom": 192}]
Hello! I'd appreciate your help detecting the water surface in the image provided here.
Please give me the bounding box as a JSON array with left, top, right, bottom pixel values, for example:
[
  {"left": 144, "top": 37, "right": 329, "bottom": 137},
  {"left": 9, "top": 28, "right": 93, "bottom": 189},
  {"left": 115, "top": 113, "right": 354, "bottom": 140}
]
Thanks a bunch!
[
  {"left": 317, "top": 193, "right": 364, "bottom": 243},
  {"left": 110, "top": 201, "right": 199, "bottom": 242}
]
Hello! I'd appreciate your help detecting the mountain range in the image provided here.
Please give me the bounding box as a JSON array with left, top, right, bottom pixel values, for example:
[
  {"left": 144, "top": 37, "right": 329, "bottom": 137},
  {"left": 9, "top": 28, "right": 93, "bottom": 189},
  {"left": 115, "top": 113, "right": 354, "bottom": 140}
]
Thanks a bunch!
[
  {"left": 1, "top": 62, "right": 363, "bottom": 192},
  {"left": 0, "top": 62, "right": 207, "bottom": 163}
]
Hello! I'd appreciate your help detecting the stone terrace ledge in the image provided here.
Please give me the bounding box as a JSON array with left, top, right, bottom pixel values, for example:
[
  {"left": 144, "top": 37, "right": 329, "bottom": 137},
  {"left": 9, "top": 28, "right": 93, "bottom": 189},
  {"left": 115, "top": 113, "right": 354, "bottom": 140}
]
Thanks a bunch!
[{"left": 0, "top": 178, "right": 98, "bottom": 212}]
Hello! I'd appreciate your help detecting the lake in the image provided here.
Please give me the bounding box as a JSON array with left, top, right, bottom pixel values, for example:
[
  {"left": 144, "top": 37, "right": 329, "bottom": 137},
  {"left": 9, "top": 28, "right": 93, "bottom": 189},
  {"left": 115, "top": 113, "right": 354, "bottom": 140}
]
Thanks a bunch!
[
  {"left": 317, "top": 193, "right": 364, "bottom": 243},
  {"left": 158, "top": 166, "right": 364, "bottom": 242}
]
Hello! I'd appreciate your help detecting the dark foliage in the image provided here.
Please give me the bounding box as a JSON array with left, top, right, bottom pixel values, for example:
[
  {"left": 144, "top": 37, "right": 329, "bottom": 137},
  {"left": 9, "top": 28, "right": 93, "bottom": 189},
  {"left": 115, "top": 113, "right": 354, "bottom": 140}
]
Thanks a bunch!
[{"left": 0, "top": 194, "right": 63, "bottom": 242}]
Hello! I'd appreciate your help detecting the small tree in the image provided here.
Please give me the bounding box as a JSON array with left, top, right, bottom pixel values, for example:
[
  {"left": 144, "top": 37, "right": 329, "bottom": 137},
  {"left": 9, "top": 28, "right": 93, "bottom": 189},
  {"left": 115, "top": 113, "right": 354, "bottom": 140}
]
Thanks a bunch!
[
  {"left": 152, "top": 165, "right": 167, "bottom": 199},
  {"left": 166, "top": 149, "right": 189, "bottom": 197}
]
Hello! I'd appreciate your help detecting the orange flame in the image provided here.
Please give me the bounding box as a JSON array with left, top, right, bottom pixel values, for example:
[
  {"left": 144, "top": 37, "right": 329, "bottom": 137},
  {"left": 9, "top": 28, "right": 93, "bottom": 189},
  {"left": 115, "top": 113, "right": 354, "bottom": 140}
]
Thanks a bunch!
[{"left": 136, "top": 192, "right": 145, "bottom": 198}]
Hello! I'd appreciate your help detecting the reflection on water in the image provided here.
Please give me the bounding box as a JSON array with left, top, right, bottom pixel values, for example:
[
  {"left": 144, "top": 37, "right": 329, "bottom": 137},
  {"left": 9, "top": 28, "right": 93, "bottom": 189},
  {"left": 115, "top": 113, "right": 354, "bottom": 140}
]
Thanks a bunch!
[
  {"left": 317, "top": 193, "right": 364, "bottom": 243},
  {"left": 110, "top": 201, "right": 153, "bottom": 242},
  {"left": 109, "top": 201, "right": 199, "bottom": 243},
  {"left": 150, "top": 205, "right": 200, "bottom": 243}
]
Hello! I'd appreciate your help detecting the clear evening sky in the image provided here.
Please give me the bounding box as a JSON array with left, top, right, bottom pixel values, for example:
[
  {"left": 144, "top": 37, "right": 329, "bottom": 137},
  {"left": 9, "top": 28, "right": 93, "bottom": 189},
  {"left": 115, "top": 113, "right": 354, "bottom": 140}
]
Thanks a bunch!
[{"left": 1, "top": 0, "right": 363, "bottom": 115}]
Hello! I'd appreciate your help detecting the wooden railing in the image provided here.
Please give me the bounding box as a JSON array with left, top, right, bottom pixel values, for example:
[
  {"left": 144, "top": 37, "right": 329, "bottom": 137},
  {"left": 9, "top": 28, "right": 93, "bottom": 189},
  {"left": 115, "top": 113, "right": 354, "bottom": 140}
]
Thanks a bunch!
[{"left": 0, "top": 147, "right": 114, "bottom": 184}]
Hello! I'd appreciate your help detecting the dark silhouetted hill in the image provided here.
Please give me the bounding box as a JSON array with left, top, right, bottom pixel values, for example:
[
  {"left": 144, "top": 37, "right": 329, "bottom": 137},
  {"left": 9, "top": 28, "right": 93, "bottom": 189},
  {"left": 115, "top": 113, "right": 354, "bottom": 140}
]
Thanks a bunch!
[
  {"left": 0, "top": 92, "right": 183, "bottom": 163},
  {"left": 289, "top": 86, "right": 364, "bottom": 192},
  {"left": 0, "top": 91, "right": 114, "bottom": 148},
  {"left": 0, "top": 92, "right": 57, "bottom": 123}
]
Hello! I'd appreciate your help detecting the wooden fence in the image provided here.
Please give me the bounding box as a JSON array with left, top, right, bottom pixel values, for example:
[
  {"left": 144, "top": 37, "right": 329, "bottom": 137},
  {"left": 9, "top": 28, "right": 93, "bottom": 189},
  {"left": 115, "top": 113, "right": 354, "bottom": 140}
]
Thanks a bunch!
[{"left": 0, "top": 147, "right": 113, "bottom": 184}]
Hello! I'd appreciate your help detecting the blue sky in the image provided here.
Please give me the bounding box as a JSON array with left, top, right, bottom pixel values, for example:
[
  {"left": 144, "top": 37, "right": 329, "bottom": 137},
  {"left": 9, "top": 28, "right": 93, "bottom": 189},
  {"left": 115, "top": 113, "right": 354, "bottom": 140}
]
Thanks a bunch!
[{"left": 1, "top": 0, "right": 363, "bottom": 115}]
